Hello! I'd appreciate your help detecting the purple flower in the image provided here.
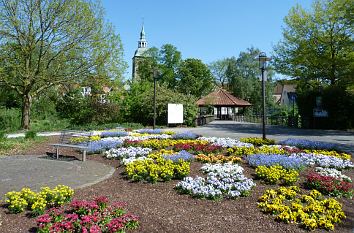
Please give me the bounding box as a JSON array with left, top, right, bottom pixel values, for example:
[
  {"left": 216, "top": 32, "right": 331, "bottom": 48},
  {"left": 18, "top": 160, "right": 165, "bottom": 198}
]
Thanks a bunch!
[
  {"left": 172, "top": 132, "right": 200, "bottom": 140},
  {"left": 162, "top": 150, "right": 194, "bottom": 162},
  {"left": 279, "top": 138, "right": 338, "bottom": 150},
  {"left": 136, "top": 128, "right": 163, "bottom": 134},
  {"left": 247, "top": 154, "right": 305, "bottom": 170},
  {"left": 100, "top": 131, "right": 128, "bottom": 138}
]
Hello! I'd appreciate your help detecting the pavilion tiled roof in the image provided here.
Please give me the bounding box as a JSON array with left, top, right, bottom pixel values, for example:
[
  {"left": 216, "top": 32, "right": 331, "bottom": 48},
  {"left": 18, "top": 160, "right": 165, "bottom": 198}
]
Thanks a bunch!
[{"left": 196, "top": 88, "right": 252, "bottom": 107}]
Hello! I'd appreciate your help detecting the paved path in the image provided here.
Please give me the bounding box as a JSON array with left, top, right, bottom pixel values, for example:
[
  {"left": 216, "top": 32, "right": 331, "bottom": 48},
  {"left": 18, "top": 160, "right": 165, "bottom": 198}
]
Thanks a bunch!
[
  {"left": 0, "top": 155, "right": 115, "bottom": 197},
  {"left": 170, "top": 121, "right": 354, "bottom": 154}
]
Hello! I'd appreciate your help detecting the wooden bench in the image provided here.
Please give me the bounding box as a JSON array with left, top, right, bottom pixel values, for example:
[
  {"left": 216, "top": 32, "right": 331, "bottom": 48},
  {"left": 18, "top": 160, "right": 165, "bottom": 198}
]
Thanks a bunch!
[{"left": 51, "top": 130, "right": 91, "bottom": 161}]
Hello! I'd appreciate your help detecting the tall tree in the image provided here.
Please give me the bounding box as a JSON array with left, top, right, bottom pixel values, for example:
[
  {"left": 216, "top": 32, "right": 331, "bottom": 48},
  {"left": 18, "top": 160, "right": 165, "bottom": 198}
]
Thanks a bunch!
[
  {"left": 209, "top": 59, "right": 229, "bottom": 88},
  {"left": 0, "top": 0, "right": 126, "bottom": 129},
  {"left": 158, "top": 44, "right": 182, "bottom": 88},
  {"left": 273, "top": 0, "right": 353, "bottom": 86},
  {"left": 137, "top": 44, "right": 181, "bottom": 87},
  {"left": 219, "top": 48, "right": 275, "bottom": 115},
  {"left": 177, "top": 58, "right": 215, "bottom": 98}
]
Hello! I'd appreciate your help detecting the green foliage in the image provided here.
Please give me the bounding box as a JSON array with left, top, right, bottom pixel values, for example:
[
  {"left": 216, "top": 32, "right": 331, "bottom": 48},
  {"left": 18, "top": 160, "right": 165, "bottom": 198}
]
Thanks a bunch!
[
  {"left": 0, "top": 0, "right": 126, "bottom": 129},
  {"left": 0, "top": 137, "right": 47, "bottom": 155},
  {"left": 25, "top": 130, "right": 37, "bottom": 139},
  {"left": 297, "top": 83, "right": 354, "bottom": 129},
  {"left": 121, "top": 81, "right": 198, "bottom": 126},
  {"left": 56, "top": 90, "right": 120, "bottom": 125},
  {"left": 0, "top": 131, "right": 5, "bottom": 140},
  {"left": 0, "top": 108, "right": 21, "bottom": 132},
  {"left": 210, "top": 48, "right": 275, "bottom": 115},
  {"left": 177, "top": 58, "right": 215, "bottom": 98},
  {"left": 273, "top": 0, "right": 353, "bottom": 86}
]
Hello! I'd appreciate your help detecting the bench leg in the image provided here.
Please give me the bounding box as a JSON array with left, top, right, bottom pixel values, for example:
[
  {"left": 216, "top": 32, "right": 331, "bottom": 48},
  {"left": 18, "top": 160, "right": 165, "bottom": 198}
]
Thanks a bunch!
[
  {"left": 56, "top": 147, "right": 59, "bottom": 159},
  {"left": 82, "top": 150, "right": 87, "bottom": 162}
]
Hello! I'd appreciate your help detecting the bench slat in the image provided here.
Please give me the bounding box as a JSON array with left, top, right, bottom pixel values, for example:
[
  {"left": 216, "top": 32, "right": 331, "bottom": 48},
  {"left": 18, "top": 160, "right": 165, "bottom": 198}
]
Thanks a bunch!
[{"left": 50, "top": 144, "right": 88, "bottom": 149}]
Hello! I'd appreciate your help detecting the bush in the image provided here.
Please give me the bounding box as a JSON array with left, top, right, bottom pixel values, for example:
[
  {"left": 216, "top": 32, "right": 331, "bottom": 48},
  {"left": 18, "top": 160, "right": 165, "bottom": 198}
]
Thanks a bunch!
[
  {"left": 0, "top": 131, "right": 6, "bottom": 140},
  {"left": 121, "top": 82, "right": 198, "bottom": 126},
  {"left": 56, "top": 90, "right": 121, "bottom": 125},
  {"left": 25, "top": 130, "right": 37, "bottom": 139},
  {"left": 0, "top": 108, "right": 21, "bottom": 131}
]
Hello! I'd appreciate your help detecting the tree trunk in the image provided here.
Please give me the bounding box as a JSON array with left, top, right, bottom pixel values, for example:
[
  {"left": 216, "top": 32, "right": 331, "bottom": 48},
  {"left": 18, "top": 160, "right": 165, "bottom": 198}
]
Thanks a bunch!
[{"left": 21, "top": 93, "right": 32, "bottom": 130}]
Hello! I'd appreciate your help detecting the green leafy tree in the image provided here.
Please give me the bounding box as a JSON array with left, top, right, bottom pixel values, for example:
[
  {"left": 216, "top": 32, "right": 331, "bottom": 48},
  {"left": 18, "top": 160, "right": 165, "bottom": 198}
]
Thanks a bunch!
[
  {"left": 209, "top": 59, "right": 229, "bottom": 88},
  {"left": 273, "top": 0, "right": 353, "bottom": 86},
  {"left": 137, "top": 44, "right": 181, "bottom": 87},
  {"left": 0, "top": 0, "right": 126, "bottom": 129},
  {"left": 177, "top": 58, "right": 215, "bottom": 98},
  {"left": 121, "top": 81, "right": 198, "bottom": 126},
  {"left": 221, "top": 48, "right": 275, "bottom": 115}
]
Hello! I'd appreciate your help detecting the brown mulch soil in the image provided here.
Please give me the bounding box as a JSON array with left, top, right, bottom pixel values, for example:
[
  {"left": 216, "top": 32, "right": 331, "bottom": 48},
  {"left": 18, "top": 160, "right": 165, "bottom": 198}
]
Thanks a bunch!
[{"left": 0, "top": 137, "right": 353, "bottom": 233}]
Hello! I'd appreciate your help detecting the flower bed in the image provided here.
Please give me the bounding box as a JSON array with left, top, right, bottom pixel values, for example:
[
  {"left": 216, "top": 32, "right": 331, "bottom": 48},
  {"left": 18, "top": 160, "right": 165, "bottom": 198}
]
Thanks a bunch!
[
  {"left": 314, "top": 167, "right": 352, "bottom": 182},
  {"left": 173, "top": 142, "right": 223, "bottom": 154},
  {"left": 105, "top": 147, "right": 152, "bottom": 159},
  {"left": 198, "top": 137, "right": 253, "bottom": 148},
  {"left": 195, "top": 154, "right": 242, "bottom": 164},
  {"left": 303, "top": 149, "right": 351, "bottom": 160},
  {"left": 305, "top": 172, "right": 353, "bottom": 198},
  {"left": 279, "top": 139, "right": 338, "bottom": 150},
  {"left": 172, "top": 132, "right": 199, "bottom": 140},
  {"left": 36, "top": 196, "right": 139, "bottom": 233},
  {"left": 124, "top": 139, "right": 206, "bottom": 150},
  {"left": 227, "top": 145, "right": 286, "bottom": 157},
  {"left": 255, "top": 165, "right": 299, "bottom": 185},
  {"left": 176, "top": 163, "right": 255, "bottom": 200},
  {"left": 289, "top": 153, "right": 354, "bottom": 169},
  {"left": 162, "top": 150, "right": 194, "bottom": 162},
  {"left": 247, "top": 154, "right": 305, "bottom": 170},
  {"left": 100, "top": 131, "right": 129, "bottom": 138},
  {"left": 5, "top": 185, "right": 74, "bottom": 215},
  {"left": 258, "top": 187, "right": 346, "bottom": 230},
  {"left": 125, "top": 157, "right": 190, "bottom": 183},
  {"left": 240, "top": 137, "right": 275, "bottom": 146}
]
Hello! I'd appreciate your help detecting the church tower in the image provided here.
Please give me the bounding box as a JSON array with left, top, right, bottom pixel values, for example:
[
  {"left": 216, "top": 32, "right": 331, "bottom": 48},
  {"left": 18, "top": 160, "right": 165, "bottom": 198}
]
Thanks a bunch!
[{"left": 132, "top": 25, "right": 148, "bottom": 81}]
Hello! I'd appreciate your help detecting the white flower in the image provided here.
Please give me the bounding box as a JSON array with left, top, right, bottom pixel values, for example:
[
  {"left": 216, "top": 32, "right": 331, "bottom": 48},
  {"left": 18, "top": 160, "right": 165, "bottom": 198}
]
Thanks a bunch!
[
  {"left": 315, "top": 167, "right": 352, "bottom": 182},
  {"left": 176, "top": 163, "right": 255, "bottom": 199},
  {"left": 197, "top": 137, "right": 253, "bottom": 148}
]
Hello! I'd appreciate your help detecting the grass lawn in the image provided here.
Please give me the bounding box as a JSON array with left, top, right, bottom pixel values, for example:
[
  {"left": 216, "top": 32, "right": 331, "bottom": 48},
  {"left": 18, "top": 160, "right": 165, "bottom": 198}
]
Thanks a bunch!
[{"left": 0, "top": 137, "right": 48, "bottom": 156}]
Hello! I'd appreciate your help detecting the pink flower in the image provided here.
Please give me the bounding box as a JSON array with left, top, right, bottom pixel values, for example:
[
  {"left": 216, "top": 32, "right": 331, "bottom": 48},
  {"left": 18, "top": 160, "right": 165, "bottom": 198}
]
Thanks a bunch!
[
  {"left": 36, "top": 214, "right": 52, "bottom": 224},
  {"left": 90, "top": 225, "right": 102, "bottom": 233}
]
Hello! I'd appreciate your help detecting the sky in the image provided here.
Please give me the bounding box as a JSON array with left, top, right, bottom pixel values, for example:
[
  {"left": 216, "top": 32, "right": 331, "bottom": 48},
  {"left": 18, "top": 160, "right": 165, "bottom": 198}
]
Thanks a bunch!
[{"left": 102, "top": 0, "right": 313, "bottom": 79}]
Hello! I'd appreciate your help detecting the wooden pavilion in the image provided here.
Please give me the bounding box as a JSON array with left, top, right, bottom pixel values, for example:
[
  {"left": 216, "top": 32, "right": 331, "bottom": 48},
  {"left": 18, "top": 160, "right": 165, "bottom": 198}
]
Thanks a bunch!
[{"left": 196, "top": 88, "right": 252, "bottom": 120}]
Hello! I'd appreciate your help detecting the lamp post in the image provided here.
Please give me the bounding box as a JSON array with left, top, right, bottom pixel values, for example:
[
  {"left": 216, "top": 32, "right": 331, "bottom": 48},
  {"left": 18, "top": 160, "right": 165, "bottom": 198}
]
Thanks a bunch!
[
  {"left": 258, "top": 52, "right": 271, "bottom": 140},
  {"left": 153, "top": 69, "right": 159, "bottom": 130}
]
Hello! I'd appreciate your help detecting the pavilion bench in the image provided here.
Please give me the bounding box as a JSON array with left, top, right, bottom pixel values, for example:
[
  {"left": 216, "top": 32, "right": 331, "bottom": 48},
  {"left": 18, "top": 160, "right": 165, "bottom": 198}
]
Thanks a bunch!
[{"left": 50, "top": 130, "right": 91, "bottom": 161}]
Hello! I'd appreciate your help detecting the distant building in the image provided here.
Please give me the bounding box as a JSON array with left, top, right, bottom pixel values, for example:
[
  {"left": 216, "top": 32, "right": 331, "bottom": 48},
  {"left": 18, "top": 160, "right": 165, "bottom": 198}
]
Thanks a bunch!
[
  {"left": 132, "top": 25, "right": 148, "bottom": 81},
  {"left": 273, "top": 83, "right": 296, "bottom": 106},
  {"left": 196, "top": 88, "right": 252, "bottom": 120}
]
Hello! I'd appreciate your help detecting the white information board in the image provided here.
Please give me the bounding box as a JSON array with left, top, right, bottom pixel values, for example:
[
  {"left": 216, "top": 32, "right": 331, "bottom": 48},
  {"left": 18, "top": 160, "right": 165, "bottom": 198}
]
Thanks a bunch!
[{"left": 168, "top": 104, "right": 183, "bottom": 124}]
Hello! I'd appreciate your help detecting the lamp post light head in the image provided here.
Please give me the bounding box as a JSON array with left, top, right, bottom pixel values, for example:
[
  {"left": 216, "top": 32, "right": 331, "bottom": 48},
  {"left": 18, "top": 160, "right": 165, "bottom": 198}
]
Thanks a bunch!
[{"left": 258, "top": 52, "right": 271, "bottom": 69}]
